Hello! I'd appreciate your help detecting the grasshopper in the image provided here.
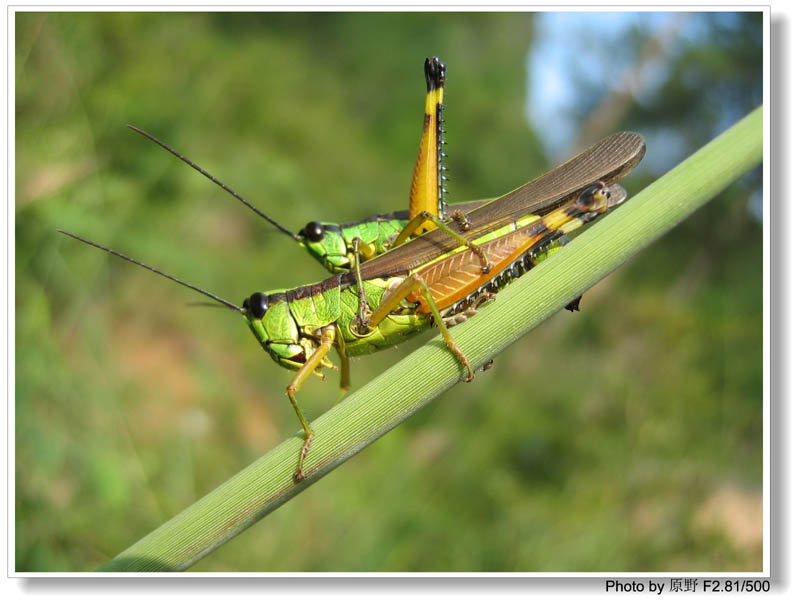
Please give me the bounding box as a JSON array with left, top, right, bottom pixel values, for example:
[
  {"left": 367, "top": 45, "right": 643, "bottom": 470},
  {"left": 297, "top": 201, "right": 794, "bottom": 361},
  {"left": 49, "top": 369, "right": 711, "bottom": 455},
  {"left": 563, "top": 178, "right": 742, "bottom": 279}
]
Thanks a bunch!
[
  {"left": 60, "top": 130, "right": 645, "bottom": 481},
  {"left": 127, "top": 57, "right": 516, "bottom": 275}
]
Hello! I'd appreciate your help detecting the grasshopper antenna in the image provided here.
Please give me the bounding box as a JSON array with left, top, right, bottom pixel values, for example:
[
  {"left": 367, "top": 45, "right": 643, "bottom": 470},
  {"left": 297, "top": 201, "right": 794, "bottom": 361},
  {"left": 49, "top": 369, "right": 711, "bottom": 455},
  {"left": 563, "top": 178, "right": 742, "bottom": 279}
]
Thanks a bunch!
[
  {"left": 126, "top": 125, "right": 303, "bottom": 242},
  {"left": 58, "top": 230, "right": 246, "bottom": 314}
]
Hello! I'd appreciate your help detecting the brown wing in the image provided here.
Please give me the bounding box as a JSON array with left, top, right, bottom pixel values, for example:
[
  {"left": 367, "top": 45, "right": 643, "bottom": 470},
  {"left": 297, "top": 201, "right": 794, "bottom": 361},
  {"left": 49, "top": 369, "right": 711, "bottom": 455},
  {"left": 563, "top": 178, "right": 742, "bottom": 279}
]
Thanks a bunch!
[
  {"left": 347, "top": 131, "right": 645, "bottom": 284},
  {"left": 412, "top": 182, "right": 628, "bottom": 312}
]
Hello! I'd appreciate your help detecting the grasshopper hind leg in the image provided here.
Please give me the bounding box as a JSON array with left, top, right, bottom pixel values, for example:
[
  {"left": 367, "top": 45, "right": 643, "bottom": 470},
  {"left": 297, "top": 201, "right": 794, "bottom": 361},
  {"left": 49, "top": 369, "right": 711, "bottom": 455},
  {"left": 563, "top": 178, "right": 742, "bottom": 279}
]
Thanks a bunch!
[{"left": 367, "top": 273, "right": 474, "bottom": 382}]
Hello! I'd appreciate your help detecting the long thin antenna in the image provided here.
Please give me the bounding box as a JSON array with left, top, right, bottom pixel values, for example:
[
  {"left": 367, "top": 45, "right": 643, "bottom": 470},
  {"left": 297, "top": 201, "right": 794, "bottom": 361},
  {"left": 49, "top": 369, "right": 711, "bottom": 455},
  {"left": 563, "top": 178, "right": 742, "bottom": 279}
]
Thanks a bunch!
[
  {"left": 58, "top": 230, "right": 245, "bottom": 314},
  {"left": 126, "top": 125, "right": 302, "bottom": 242}
]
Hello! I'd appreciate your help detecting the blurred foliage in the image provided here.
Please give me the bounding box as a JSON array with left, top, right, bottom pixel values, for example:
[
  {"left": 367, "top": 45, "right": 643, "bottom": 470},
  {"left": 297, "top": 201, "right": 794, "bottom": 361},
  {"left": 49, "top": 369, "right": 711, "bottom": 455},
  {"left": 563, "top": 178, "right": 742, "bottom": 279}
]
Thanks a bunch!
[{"left": 15, "top": 12, "right": 762, "bottom": 572}]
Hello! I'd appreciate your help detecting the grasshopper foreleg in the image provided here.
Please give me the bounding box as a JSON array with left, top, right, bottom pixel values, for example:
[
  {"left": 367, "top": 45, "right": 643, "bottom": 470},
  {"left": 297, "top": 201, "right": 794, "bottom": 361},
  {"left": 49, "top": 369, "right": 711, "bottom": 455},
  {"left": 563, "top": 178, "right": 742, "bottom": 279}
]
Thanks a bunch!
[
  {"left": 286, "top": 325, "right": 338, "bottom": 482},
  {"left": 351, "top": 238, "right": 372, "bottom": 332}
]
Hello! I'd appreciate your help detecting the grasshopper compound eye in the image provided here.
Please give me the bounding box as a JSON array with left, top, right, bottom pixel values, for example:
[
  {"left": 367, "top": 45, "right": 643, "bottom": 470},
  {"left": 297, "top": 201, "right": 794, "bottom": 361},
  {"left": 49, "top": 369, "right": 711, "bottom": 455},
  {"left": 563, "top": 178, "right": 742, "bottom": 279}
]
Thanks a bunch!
[
  {"left": 576, "top": 183, "right": 610, "bottom": 212},
  {"left": 244, "top": 292, "right": 269, "bottom": 319},
  {"left": 301, "top": 221, "right": 326, "bottom": 243}
]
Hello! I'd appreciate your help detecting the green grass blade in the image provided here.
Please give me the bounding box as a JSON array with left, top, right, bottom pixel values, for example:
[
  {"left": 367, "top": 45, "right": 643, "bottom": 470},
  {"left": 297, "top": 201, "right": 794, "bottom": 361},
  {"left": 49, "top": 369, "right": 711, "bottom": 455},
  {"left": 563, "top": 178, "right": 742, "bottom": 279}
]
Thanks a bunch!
[{"left": 98, "top": 106, "right": 763, "bottom": 572}]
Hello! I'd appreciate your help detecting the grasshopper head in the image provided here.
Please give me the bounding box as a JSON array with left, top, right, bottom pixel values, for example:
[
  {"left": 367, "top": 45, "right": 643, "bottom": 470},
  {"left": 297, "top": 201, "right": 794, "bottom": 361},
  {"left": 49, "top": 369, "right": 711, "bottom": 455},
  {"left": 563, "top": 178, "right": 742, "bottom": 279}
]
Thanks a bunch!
[
  {"left": 243, "top": 291, "right": 307, "bottom": 371},
  {"left": 572, "top": 182, "right": 627, "bottom": 223},
  {"left": 297, "top": 221, "right": 350, "bottom": 272}
]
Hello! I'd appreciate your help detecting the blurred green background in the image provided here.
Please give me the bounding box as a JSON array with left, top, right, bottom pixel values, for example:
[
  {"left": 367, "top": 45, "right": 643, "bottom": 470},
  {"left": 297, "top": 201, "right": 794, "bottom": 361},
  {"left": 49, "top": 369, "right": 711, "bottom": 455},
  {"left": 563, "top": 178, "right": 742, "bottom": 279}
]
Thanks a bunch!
[{"left": 15, "top": 12, "right": 763, "bottom": 572}]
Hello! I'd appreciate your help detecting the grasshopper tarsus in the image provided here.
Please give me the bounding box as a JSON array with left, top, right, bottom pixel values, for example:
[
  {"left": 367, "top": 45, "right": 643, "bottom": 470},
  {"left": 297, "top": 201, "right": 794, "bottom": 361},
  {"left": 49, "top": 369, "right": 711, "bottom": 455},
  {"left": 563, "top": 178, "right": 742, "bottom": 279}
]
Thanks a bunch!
[
  {"left": 565, "top": 296, "right": 583, "bottom": 312},
  {"left": 450, "top": 209, "right": 471, "bottom": 232},
  {"left": 445, "top": 339, "right": 474, "bottom": 383},
  {"left": 294, "top": 431, "right": 314, "bottom": 483}
]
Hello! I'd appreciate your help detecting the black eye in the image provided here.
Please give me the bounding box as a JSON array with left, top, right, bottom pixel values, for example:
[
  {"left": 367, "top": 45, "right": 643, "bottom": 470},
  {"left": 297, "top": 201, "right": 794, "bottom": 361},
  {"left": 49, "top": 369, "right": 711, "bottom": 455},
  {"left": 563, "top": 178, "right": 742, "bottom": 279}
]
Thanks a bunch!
[
  {"left": 301, "top": 221, "right": 325, "bottom": 243},
  {"left": 245, "top": 292, "right": 269, "bottom": 319},
  {"left": 577, "top": 183, "right": 604, "bottom": 208}
]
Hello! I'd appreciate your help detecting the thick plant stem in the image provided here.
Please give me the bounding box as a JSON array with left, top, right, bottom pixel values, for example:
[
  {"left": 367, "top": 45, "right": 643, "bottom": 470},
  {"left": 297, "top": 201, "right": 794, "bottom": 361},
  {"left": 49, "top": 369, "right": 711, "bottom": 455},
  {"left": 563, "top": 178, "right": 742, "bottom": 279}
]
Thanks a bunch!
[{"left": 98, "top": 106, "right": 763, "bottom": 572}]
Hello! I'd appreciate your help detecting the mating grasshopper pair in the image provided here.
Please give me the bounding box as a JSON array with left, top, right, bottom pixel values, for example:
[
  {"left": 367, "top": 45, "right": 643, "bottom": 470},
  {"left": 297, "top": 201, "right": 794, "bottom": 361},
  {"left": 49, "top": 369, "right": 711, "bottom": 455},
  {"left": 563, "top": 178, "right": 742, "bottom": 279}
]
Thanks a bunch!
[{"left": 60, "top": 58, "right": 645, "bottom": 482}]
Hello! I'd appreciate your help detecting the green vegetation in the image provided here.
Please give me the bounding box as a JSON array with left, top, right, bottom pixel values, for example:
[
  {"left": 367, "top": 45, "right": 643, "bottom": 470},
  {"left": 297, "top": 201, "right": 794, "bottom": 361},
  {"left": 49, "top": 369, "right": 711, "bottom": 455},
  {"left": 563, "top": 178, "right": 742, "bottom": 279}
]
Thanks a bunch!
[{"left": 16, "top": 13, "right": 762, "bottom": 571}]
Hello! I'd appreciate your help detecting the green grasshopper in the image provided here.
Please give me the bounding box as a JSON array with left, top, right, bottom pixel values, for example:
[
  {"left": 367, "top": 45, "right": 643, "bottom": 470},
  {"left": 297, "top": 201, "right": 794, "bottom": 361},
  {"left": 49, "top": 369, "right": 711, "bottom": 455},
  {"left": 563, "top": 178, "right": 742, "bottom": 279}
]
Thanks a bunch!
[
  {"left": 127, "top": 57, "right": 507, "bottom": 275},
  {"left": 126, "top": 56, "right": 576, "bottom": 314},
  {"left": 60, "top": 130, "right": 645, "bottom": 482}
]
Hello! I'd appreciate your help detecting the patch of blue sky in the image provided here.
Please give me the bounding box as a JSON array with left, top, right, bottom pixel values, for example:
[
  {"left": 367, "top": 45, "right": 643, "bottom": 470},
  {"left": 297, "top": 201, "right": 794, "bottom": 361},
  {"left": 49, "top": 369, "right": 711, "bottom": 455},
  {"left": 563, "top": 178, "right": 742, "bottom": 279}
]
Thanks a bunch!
[
  {"left": 526, "top": 11, "right": 762, "bottom": 222},
  {"left": 527, "top": 12, "right": 695, "bottom": 166}
]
